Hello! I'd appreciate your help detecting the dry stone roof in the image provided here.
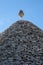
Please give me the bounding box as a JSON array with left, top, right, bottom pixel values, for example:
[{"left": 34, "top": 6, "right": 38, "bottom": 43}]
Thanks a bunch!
[{"left": 0, "top": 20, "right": 43, "bottom": 65}]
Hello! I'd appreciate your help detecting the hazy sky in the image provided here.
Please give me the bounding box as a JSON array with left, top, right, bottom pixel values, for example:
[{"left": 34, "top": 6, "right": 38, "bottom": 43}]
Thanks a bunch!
[{"left": 0, "top": 0, "right": 43, "bottom": 32}]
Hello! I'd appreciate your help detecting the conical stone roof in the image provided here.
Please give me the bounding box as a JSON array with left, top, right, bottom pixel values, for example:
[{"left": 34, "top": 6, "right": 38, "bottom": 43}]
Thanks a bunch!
[{"left": 0, "top": 20, "right": 43, "bottom": 65}]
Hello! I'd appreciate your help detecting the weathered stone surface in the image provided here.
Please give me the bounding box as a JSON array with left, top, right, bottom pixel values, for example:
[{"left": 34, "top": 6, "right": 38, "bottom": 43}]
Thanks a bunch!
[{"left": 0, "top": 20, "right": 43, "bottom": 65}]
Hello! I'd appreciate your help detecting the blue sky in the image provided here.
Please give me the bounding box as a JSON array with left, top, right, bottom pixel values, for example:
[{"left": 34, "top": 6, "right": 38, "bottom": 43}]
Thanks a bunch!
[{"left": 0, "top": 0, "right": 43, "bottom": 32}]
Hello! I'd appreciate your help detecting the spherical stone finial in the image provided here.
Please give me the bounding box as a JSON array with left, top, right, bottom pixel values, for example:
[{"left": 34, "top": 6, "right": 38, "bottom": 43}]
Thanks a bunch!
[{"left": 18, "top": 10, "right": 24, "bottom": 18}]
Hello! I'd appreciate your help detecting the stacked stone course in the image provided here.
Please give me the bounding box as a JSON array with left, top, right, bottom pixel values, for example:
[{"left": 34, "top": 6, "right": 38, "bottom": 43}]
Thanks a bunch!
[{"left": 0, "top": 20, "right": 43, "bottom": 65}]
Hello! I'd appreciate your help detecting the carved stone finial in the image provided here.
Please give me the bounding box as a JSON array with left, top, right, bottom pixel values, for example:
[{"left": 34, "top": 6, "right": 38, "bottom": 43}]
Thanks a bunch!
[{"left": 18, "top": 10, "right": 24, "bottom": 18}]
